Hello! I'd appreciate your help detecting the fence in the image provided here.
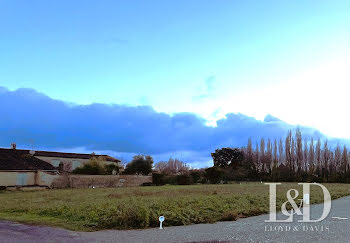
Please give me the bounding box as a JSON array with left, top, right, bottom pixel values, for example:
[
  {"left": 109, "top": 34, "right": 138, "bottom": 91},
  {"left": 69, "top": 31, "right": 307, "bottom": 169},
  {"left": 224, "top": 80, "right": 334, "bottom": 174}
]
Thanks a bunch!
[{"left": 51, "top": 174, "right": 152, "bottom": 189}]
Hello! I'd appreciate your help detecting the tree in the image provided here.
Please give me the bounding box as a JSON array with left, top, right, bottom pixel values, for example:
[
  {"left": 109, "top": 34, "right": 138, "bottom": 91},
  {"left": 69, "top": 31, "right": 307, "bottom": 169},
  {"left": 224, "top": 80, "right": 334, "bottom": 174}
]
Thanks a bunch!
[
  {"left": 278, "top": 138, "right": 284, "bottom": 165},
  {"left": 291, "top": 137, "right": 296, "bottom": 173},
  {"left": 303, "top": 138, "right": 308, "bottom": 173},
  {"left": 322, "top": 140, "right": 330, "bottom": 181},
  {"left": 154, "top": 161, "right": 168, "bottom": 173},
  {"left": 308, "top": 138, "right": 315, "bottom": 175},
  {"left": 271, "top": 139, "right": 278, "bottom": 180},
  {"left": 316, "top": 138, "right": 321, "bottom": 177},
  {"left": 246, "top": 138, "right": 255, "bottom": 171},
  {"left": 285, "top": 130, "right": 293, "bottom": 179},
  {"left": 341, "top": 146, "right": 348, "bottom": 174},
  {"left": 165, "top": 158, "right": 189, "bottom": 175},
  {"left": 124, "top": 155, "right": 153, "bottom": 175},
  {"left": 295, "top": 128, "right": 303, "bottom": 175},
  {"left": 255, "top": 142, "right": 260, "bottom": 171},
  {"left": 266, "top": 139, "right": 273, "bottom": 172},
  {"left": 334, "top": 144, "right": 342, "bottom": 175},
  {"left": 211, "top": 148, "right": 244, "bottom": 168},
  {"left": 260, "top": 138, "right": 266, "bottom": 171},
  {"left": 154, "top": 159, "right": 189, "bottom": 175}
]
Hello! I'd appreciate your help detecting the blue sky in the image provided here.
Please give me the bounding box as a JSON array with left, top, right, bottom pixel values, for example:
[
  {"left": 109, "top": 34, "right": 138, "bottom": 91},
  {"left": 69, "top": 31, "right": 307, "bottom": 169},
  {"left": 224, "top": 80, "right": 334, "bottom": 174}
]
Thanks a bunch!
[{"left": 1, "top": 1, "right": 350, "bottom": 166}]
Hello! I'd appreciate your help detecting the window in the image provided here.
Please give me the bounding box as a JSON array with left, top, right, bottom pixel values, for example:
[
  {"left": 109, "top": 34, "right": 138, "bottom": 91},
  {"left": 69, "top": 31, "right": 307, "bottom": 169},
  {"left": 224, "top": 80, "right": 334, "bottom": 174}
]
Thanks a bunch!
[
  {"left": 72, "top": 160, "right": 81, "bottom": 170},
  {"left": 51, "top": 159, "right": 60, "bottom": 167},
  {"left": 16, "top": 173, "right": 28, "bottom": 186}
]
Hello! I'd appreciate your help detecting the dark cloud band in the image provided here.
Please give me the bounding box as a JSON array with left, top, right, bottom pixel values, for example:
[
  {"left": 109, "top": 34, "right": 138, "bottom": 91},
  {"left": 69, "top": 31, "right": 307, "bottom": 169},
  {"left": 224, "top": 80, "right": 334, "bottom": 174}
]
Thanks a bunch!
[{"left": 0, "top": 87, "right": 336, "bottom": 165}]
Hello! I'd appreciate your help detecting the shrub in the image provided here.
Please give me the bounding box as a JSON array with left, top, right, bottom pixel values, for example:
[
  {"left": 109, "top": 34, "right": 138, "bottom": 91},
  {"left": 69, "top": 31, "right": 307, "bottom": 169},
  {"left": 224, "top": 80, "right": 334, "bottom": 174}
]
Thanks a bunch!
[
  {"left": 105, "top": 164, "right": 119, "bottom": 174},
  {"left": 142, "top": 182, "right": 153, "bottom": 186},
  {"left": 163, "top": 175, "right": 177, "bottom": 185},
  {"left": 190, "top": 170, "right": 202, "bottom": 183},
  {"left": 152, "top": 173, "right": 166, "bottom": 186},
  {"left": 176, "top": 174, "right": 193, "bottom": 185},
  {"left": 205, "top": 167, "right": 224, "bottom": 184},
  {"left": 72, "top": 157, "right": 107, "bottom": 175}
]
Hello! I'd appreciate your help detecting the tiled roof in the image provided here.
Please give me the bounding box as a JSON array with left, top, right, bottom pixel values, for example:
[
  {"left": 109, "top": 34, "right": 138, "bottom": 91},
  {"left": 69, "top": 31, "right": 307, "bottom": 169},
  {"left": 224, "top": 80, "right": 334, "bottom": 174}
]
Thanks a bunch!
[
  {"left": 0, "top": 148, "right": 120, "bottom": 162},
  {"left": 0, "top": 149, "right": 56, "bottom": 171}
]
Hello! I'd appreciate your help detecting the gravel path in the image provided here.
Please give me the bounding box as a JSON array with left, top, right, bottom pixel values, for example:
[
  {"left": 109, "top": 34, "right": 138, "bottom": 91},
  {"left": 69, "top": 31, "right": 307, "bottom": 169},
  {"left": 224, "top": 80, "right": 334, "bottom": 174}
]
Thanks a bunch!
[{"left": 1, "top": 196, "right": 350, "bottom": 243}]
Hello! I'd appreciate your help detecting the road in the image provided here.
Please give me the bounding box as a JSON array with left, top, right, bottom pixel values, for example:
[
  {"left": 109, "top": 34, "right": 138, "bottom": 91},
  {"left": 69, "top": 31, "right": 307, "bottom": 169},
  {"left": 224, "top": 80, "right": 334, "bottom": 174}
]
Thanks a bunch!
[{"left": 1, "top": 196, "right": 350, "bottom": 243}]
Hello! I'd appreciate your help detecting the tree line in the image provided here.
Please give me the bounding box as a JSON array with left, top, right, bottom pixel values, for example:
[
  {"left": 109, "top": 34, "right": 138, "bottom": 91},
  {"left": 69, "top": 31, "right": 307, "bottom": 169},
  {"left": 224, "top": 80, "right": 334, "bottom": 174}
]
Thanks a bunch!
[
  {"left": 74, "top": 128, "right": 350, "bottom": 184},
  {"left": 211, "top": 128, "right": 350, "bottom": 183}
]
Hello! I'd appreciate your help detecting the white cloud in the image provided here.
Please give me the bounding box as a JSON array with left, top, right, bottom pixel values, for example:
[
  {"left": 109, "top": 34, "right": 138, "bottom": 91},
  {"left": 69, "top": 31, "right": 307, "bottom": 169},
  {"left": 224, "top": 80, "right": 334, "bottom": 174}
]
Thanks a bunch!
[{"left": 215, "top": 55, "right": 350, "bottom": 139}]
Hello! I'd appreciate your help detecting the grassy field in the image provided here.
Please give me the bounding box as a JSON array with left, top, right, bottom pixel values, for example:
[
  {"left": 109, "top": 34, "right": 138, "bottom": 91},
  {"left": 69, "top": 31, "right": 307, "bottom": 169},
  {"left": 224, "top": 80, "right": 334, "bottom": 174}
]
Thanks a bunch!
[{"left": 0, "top": 183, "right": 350, "bottom": 231}]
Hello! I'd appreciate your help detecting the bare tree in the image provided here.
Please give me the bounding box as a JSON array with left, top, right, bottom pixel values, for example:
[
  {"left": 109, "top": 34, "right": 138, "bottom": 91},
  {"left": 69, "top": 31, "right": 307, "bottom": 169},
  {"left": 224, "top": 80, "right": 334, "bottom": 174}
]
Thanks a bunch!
[
  {"left": 266, "top": 138, "right": 273, "bottom": 172},
  {"left": 160, "top": 158, "right": 190, "bottom": 175},
  {"left": 334, "top": 144, "right": 342, "bottom": 174},
  {"left": 309, "top": 138, "right": 315, "bottom": 175},
  {"left": 273, "top": 139, "right": 278, "bottom": 165},
  {"left": 247, "top": 138, "right": 253, "bottom": 157},
  {"left": 254, "top": 142, "right": 260, "bottom": 172},
  {"left": 295, "top": 128, "right": 303, "bottom": 175},
  {"left": 322, "top": 140, "right": 330, "bottom": 181},
  {"left": 285, "top": 130, "right": 293, "bottom": 178},
  {"left": 214, "top": 129, "right": 350, "bottom": 182},
  {"left": 341, "top": 146, "right": 349, "bottom": 173},
  {"left": 291, "top": 137, "right": 296, "bottom": 173},
  {"left": 303, "top": 138, "right": 308, "bottom": 173},
  {"left": 246, "top": 138, "right": 255, "bottom": 171},
  {"left": 260, "top": 138, "right": 266, "bottom": 172},
  {"left": 278, "top": 138, "right": 284, "bottom": 165},
  {"left": 154, "top": 161, "right": 168, "bottom": 173},
  {"left": 316, "top": 138, "right": 321, "bottom": 177},
  {"left": 273, "top": 139, "right": 278, "bottom": 171}
]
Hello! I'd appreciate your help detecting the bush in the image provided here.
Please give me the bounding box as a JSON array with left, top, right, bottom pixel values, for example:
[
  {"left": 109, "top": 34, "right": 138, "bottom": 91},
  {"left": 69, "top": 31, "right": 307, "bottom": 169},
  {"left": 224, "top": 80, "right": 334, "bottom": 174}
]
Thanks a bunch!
[
  {"left": 205, "top": 167, "right": 224, "bottom": 184},
  {"left": 72, "top": 157, "right": 111, "bottom": 175},
  {"left": 152, "top": 173, "right": 186, "bottom": 185},
  {"left": 190, "top": 171, "right": 202, "bottom": 183},
  {"left": 105, "top": 164, "right": 119, "bottom": 174},
  {"left": 142, "top": 182, "right": 153, "bottom": 186},
  {"left": 152, "top": 173, "right": 166, "bottom": 186},
  {"left": 163, "top": 175, "right": 177, "bottom": 185},
  {"left": 176, "top": 174, "right": 193, "bottom": 185}
]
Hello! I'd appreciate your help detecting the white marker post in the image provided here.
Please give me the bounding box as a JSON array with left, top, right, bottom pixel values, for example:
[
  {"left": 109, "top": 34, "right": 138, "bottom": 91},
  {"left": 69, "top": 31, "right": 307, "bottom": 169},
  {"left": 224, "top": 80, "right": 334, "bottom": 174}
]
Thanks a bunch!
[{"left": 159, "top": 216, "right": 165, "bottom": 229}]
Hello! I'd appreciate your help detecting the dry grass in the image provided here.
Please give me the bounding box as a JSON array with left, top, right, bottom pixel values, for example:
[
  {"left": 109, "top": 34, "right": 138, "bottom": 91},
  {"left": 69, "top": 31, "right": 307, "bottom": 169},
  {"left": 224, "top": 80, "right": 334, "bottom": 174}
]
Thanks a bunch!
[{"left": 0, "top": 182, "right": 349, "bottom": 231}]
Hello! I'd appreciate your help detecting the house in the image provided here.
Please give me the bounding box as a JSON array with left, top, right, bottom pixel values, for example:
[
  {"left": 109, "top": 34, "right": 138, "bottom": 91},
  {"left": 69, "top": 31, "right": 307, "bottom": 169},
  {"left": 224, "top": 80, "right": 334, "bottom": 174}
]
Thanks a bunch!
[
  {"left": 0, "top": 145, "right": 122, "bottom": 172},
  {"left": 28, "top": 150, "right": 121, "bottom": 172},
  {"left": 0, "top": 148, "right": 58, "bottom": 187}
]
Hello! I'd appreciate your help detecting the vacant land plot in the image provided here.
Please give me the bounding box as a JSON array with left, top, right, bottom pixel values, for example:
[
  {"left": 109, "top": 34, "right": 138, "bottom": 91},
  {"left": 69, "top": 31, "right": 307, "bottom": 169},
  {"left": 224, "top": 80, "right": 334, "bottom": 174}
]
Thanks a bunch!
[{"left": 0, "top": 183, "right": 349, "bottom": 231}]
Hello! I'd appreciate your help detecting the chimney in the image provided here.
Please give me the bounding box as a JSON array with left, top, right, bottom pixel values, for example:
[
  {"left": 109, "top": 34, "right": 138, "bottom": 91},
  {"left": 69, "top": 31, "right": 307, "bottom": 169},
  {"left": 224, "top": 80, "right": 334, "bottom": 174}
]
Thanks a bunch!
[{"left": 11, "top": 143, "right": 16, "bottom": 150}]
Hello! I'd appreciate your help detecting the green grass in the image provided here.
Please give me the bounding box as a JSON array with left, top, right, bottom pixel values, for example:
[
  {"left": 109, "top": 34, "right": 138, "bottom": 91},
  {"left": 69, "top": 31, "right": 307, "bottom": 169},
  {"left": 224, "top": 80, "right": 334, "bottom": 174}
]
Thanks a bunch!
[{"left": 0, "top": 183, "right": 350, "bottom": 231}]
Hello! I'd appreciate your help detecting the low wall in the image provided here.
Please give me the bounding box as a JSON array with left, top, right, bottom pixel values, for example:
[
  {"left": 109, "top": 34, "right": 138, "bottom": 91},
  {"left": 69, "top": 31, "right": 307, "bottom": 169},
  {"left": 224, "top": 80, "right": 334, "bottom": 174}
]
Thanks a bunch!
[{"left": 51, "top": 175, "right": 152, "bottom": 189}]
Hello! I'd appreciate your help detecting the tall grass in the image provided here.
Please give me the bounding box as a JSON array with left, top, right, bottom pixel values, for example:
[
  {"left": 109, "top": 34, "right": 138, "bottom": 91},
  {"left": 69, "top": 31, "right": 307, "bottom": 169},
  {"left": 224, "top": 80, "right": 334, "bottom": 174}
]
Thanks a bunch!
[{"left": 0, "top": 183, "right": 349, "bottom": 231}]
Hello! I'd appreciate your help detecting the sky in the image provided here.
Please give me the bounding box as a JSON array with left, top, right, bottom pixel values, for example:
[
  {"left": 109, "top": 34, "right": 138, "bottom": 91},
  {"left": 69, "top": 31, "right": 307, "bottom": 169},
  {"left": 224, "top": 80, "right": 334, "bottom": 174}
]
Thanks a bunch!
[{"left": 1, "top": 1, "right": 350, "bottom": 166}]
